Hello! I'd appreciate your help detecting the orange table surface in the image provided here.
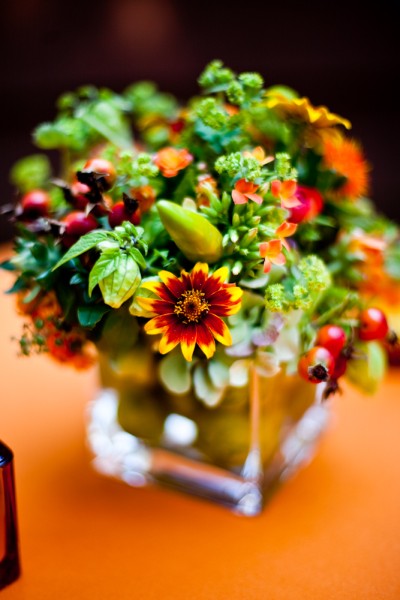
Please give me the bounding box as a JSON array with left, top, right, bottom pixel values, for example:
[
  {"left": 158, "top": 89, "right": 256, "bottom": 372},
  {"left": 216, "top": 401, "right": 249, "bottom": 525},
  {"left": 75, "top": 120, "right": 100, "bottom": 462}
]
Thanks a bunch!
[{"left": 1, "top": 245, "right": 400, "bottom": 600}]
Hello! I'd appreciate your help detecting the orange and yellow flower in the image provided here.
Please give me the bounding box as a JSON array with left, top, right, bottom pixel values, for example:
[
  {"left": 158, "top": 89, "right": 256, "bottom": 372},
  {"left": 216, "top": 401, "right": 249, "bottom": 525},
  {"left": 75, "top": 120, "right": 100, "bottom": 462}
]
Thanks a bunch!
[
  {"left": 154, "top": 147, "right": 193, "bottom": 178},
  {"left": 265, "top": 95, "right": 351, "bottom": 129},
  {"left": 322, "top": 136, "right": 370, "bottom": 199},
  {"left": 232, "top": 179, "right": 263, "bottom": 205},
  {"left": 259, "top": 239, "right": 286, "bottom": 273},
  {"left": 137, "top": 263, "right": 243, "bottom": 361}
]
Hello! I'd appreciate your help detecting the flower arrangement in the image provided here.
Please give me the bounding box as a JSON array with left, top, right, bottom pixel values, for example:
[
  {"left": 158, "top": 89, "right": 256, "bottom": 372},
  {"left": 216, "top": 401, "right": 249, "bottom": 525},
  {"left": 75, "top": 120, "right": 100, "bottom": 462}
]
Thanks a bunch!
[
  {"left": 2, "top": 61, "right": 400, "bottom": 512},
  {"left": 4, "top": 60, "right": 399, "bottom": 388}
]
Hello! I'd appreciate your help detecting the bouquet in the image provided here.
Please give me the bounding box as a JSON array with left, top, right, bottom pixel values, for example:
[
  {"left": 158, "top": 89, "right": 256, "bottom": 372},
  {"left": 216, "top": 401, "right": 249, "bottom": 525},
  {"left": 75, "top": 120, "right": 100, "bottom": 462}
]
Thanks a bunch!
[{"left": 3, "top": 60, "right": 399, "bottom": 513}]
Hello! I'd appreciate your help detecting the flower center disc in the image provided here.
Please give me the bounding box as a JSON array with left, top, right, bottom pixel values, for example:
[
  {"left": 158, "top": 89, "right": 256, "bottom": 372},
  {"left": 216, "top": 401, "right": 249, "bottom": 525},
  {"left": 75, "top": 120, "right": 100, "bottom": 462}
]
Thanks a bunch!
[{"left": 174, "top": 290, "right": 209, "bottom": 323}]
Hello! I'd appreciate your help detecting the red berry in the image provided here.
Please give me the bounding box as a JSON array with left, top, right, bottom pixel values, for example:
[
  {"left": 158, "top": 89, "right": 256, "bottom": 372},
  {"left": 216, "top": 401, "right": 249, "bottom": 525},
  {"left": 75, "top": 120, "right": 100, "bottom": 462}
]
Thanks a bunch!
[
  {"left": 61, "top": 211, "right": 98, "bottom": 246},
  {"left": 21, "top": 189, "right": 51, "bottom": 218},
  {"left": 358, "top": 307, "right": 389, "bottom": 341},
  {"left": 298, "top": 346, "right": 335, "bottom": 383},
  {"left": 108, "top": 201, "right": 140, "bottom": 228},
  {"left": 315, "top": 325, "right": 347, "bottom": 358},
  {"left": 83, "top": 158, "right": 116, "bottom": 189},
  {"left": 289, "top": 185, "right": 323, "bottom": 223}
]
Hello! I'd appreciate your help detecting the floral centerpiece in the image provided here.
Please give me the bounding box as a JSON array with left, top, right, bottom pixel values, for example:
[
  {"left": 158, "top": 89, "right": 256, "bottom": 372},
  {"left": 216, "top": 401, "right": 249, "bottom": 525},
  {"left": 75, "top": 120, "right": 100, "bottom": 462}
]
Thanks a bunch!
[{"left": 2, "top": 61, "right": 399, "bottom": 515}]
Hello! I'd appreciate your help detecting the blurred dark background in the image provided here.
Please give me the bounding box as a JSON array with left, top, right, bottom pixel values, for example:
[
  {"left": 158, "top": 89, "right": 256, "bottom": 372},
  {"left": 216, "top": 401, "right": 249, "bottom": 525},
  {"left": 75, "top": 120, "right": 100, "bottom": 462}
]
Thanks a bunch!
[{"left": 1, "top": 0, "right": 399, "bottom": 241}]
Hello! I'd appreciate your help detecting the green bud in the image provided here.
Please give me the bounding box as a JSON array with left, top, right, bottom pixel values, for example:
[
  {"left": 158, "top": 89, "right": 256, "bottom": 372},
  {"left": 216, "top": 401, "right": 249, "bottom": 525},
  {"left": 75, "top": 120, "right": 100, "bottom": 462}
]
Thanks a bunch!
[{"left": 157, "top": 200, "right": 223, "bottom": 263}]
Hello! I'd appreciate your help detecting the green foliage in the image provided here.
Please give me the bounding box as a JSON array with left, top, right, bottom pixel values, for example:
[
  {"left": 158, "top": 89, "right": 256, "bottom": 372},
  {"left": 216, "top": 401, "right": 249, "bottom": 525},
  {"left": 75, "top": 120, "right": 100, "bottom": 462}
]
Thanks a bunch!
[{"left": 10, "top": 155, "right": 51, "bottom": 193}]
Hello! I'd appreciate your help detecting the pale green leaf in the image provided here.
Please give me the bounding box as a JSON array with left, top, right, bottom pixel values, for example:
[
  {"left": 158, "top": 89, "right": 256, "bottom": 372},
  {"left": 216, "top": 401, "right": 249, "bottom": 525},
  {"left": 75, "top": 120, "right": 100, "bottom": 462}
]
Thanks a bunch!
[
  {"left": 88, "top": 252, "right": 119, "bottom": 295},
  {"left": 193, "top": 365, "right": 225, "bottom": 407},
  {"left": 99, "top": 254, "right": 141, "bottom": 308},
  {"left": 128, "top": 247, "right": 147, "bottom": 270},
  {"left": 159, "top": 351, "right": 192, "bottom": 395}
]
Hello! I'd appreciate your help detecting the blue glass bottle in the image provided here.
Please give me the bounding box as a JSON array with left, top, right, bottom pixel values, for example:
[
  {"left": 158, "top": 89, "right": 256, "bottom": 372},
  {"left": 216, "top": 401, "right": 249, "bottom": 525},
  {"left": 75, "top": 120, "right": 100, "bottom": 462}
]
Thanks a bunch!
[{"left": 0, "top": 441, "right": 20, "bottom": 589}]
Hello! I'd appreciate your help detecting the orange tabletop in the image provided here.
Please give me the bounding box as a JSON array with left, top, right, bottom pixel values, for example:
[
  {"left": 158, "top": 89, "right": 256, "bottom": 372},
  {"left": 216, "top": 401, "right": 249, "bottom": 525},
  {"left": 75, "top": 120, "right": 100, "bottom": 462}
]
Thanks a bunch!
[{"left": 1, "top": 245, "right": 400, "bottom": 599}]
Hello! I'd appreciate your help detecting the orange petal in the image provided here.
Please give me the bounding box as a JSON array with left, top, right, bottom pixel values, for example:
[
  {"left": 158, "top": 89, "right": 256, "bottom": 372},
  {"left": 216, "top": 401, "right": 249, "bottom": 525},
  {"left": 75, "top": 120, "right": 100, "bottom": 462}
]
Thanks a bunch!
[
  {"left": 266, "top": 239, "right": 283, "bottom": 258},
  {"left": 235, "top": 178, "right": 257, "bottom": 194},
  {"left": 245, "top": 193, "right": 263, "bottom": 205},
  {"left": 232, "top": 190, "right": 247, "bottom": 205},
  {"left": 281, "top": 180, "right": 297, "bottom": 198},
  {"left": 270, "top": 180, "right": 281, "bottom": 198},
  {"left": 271, "top": 252, "right": 286, "bottom": 266},
  {"left": 276, "top": 221, "right": 298, "bottom": 238},
  {"left": 263, "top": 259, "right": 272, "bottom": 274},
  {"left": 281, "top": 196, "right": 301, "bottom": 209}
]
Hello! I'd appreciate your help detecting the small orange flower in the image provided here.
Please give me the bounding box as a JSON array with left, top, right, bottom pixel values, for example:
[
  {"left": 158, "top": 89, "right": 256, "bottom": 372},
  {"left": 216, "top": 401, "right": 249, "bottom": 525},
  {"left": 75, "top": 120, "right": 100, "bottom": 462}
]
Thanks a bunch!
[
  {"left": 232, "top": 179, "right": 263, "bottom": 205},
  {"left": 243, "top": 146, "right": 274, "bottom": 166},
  {"left": 137, "top": 263, "right": 242, "bottom": 361},
  {"left": 154, "top": 147, "right": 193, "bottom": 178},
  {"left": 130, "top": 185, "right": 156, "bottom": 213},
  {"left": 276, "top": 221, "right": 298, "bottom": 250},
  {"left": 259, "top": 239, "right": 286, "bottom": 273},
  {"left": 195, "top": 174, "right": 219, "bottom": 207},
  {"left": 270, "top": 180, "right": 300, "bottom": 209},
  {"left": 323, "top": 137, "right": 370, "bottom": 199}
]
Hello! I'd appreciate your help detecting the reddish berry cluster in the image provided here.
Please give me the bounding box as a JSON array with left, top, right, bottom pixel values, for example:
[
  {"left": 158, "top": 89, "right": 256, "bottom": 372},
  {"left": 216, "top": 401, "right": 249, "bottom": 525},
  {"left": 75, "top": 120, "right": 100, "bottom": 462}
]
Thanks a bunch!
[{"left": 298, "top": 308, "right": 390, "bottom": 395}]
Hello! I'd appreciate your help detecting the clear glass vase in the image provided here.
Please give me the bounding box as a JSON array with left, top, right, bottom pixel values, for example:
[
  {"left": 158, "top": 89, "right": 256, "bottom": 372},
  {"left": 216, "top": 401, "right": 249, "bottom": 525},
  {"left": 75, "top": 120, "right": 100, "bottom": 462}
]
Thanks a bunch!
[{"left": 87, "top": 347, "right": 330, "bottom": 516}]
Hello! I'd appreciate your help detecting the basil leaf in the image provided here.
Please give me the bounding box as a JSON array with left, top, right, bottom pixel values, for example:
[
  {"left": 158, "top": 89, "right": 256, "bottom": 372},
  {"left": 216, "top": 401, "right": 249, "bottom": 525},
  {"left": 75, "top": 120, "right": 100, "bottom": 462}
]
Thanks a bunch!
[
  {"left": 77, "top": 304, "right": 110, "bottom": 329},
  {"left": 88, "top": 252, "right": 119, "bottom": 295},
  {"left": 128, "top": 247, "right": 147, "bottom": 270},
  {"left": 52, "top": 231, "right": 108, "bottom": 270},
  {"left": 99, "top": 254, "right": 141, "bottom": 308}
]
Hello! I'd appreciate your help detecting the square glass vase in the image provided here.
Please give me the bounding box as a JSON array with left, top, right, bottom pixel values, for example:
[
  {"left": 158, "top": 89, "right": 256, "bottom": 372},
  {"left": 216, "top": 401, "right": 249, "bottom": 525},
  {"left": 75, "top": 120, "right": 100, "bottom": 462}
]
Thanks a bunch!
[{"left": 87, "top": 349, "right": 329, "bottom": 516}]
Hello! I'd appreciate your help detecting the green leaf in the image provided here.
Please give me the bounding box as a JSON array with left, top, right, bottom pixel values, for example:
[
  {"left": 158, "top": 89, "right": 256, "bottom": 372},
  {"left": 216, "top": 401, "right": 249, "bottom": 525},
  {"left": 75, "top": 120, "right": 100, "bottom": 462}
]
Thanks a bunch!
[
  {"left": 0, "top": 260, "right": 17, "bottom": 272},
  {"left": 52, "top": 231, "right": 108, "bottom": 270},
  {"left": 22, "top": 284, "right": 41, "bottom": 304},
  {"left": 88, "top": 252, "right": 119, "bottom": 295},
  {"left": 10, "top": 154, "right": 51, "bottom": 193},
  {"left": 77, "top": 304, "right": 110, "bottom": 328},
  {"left": 78, "top": 100, "right": 132, "bottom": 149},
  {"left": 159, "top": 351, "right": 192, "bottom": 395},
  {"left": 128, "top": 247, "right": 147, "bottom": 270},
  {"left": 99, "top": 253, "right": 141, "bottom": 308},
  {"left": 34, "top": 118, "right": 90, "bottom": 151}
]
